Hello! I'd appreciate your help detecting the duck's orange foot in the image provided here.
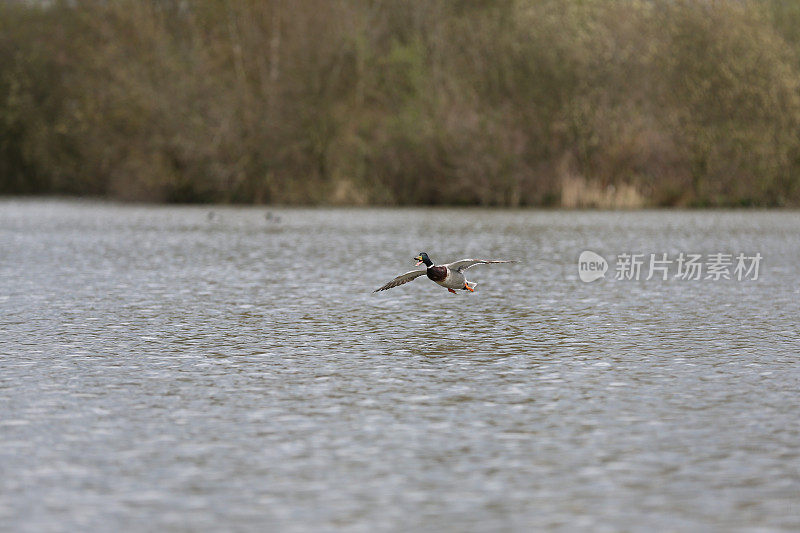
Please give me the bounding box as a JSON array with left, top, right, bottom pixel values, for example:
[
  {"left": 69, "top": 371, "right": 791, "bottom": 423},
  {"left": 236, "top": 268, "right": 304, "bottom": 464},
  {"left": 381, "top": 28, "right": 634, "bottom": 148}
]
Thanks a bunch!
[
  {"left": 464, "top": 283, "right": 474, "bottom": 292},
  {"left": 448, "top": 288, "right": 457, "bottom": 294}
]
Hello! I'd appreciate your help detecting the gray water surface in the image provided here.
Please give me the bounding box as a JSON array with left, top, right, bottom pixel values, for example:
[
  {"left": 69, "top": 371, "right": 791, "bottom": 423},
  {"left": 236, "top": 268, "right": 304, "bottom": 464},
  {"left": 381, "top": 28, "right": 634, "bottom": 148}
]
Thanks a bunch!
[{"left": 1, "top": 200, "right": 799, "bottom": 531}]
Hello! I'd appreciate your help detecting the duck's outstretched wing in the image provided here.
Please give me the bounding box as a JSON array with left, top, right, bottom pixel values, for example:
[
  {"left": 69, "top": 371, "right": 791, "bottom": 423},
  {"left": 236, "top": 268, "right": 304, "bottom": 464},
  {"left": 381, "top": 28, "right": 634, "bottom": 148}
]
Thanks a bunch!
[
  {"left": 445, "top": 259, "right": 517, "bottom": 272},
  {"left": 373, "top": 270, "right": 427, "bottom": 292}
]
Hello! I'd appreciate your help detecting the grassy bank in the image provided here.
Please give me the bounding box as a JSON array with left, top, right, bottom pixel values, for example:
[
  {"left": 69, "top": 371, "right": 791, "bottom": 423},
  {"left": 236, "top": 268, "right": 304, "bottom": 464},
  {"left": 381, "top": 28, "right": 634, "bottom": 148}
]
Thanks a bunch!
[{"left": 2, "top": 0, "right": 800, "bottom": 206}]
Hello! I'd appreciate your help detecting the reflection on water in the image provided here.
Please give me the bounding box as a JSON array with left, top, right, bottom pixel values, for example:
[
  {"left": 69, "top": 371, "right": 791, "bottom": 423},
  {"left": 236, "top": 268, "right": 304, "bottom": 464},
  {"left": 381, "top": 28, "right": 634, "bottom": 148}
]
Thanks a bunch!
[{"left": 1, "top": 200, "right": 799, "bottom": 531}]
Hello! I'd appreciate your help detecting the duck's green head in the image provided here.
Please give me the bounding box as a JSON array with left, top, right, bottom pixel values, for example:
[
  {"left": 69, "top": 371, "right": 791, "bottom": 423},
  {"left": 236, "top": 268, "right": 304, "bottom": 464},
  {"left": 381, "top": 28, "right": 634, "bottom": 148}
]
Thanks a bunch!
[{"left": 414, "top": 252, "right": 433, "bottom": 267}]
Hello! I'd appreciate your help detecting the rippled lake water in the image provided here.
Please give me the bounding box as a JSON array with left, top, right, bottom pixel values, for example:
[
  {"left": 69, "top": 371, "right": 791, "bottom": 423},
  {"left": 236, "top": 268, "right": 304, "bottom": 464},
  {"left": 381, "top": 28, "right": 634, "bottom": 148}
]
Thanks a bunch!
[{"left": 1, "top": 200, "right": 799, "bottom": 531}]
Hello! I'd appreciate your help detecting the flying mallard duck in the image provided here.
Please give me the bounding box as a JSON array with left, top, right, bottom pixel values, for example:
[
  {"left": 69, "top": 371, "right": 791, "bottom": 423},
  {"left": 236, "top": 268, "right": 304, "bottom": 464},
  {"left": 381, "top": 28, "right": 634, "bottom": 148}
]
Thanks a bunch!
[{"left": 374, "top": 252, "right": 515, "bottom": 294}]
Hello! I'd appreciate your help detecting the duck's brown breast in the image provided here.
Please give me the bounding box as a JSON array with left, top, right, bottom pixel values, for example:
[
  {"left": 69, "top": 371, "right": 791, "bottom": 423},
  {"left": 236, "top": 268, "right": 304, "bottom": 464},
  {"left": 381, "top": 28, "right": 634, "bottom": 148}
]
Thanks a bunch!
[{"left": 426, "top": 265, "right": 448, "bottom": 282}]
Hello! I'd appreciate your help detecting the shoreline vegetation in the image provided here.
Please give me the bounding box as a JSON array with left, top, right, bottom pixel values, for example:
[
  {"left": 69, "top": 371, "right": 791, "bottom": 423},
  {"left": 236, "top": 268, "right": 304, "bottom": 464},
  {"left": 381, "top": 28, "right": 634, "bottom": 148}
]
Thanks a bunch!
[{"left": 2, "top": 1, "right": 800, "bottom": 207}]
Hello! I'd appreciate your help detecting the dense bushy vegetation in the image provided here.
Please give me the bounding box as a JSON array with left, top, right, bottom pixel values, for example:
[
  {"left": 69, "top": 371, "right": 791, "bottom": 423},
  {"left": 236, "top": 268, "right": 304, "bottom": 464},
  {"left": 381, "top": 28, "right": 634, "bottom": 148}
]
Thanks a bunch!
[{"left": 2, "top": 0, "right": 800, "bottom": 206}]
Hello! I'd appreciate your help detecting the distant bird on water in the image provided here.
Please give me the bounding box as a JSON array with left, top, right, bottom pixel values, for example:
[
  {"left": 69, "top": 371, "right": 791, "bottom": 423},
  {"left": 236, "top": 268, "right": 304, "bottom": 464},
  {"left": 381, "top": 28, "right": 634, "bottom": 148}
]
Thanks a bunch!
[{"left": 374, "top": 252, "right": 516, "bottom": 294}]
